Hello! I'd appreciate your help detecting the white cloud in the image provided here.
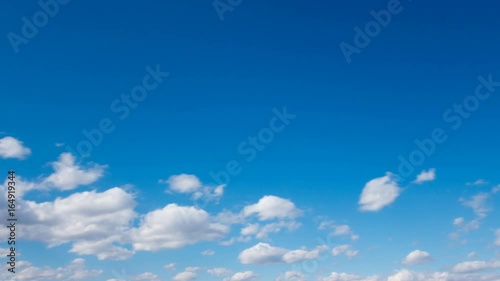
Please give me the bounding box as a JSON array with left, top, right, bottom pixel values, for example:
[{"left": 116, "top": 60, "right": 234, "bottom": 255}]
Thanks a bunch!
[
  {"left": 453, "top": 217, "right": 464, "bottom": 226},
  {"left": 254, "top": 221, "right": 301, "bottom": 239},
  {"left": 331, "top": 245, "right": 359, "bottom": 259},
  {"left": 135, "top": 272, "right": 160, "bottom": 281},
  {"left": 164, "top": 263, "right": 176, "bottom": 271},
  {"left": 413, "top": 169, "right": 436, "bottom": 184},
  {"left": 185, "top": 267, "right": 200, "bottom": 272},
  {"left": 173, "top": 271, "right": 198, "bottom": 281},
  {"left": 359, "top": 173, "right": 401, "bottom": 212},
  {"left": 207, "top": 268, "right": 231, "bottom": 277},
  {"left": 495, "top": 229, "right": 500, "bottom": 246},
  {"left": 224, "top": 271, "right": 257, "bottom": 281},
  {"left": 492, "top": 185, "right": 500, "bottom": 193},
  {"left": 275, "top": 271, "right": 306, "bottom": 281},
  {"left": 331, "top": 225, "right": 359, "bottom": 241},
  {"left": 43, "top": 153, "right": 106, "bottom": 190},
  {"left": 0, "top": 258, "right": 102, "bottom": 281},
  {"left": 0, "top": 136, "right": 31, "bottom": 159},
  {"left": 241, "top": 223, "right": 260, "bottom": 236},
  {"left": 387, "top": 269, "right": 416, "bottom": 281},
  {"left": 130, "top": 204, "right": 229, "bottom": 251},
  {"left": 460, "top": 193, "right": 490, "bottom": 218},
  {"left": 319, "top": 272, "right": 380, "bottom": 281},
  {"left": 238, "top": 242, "right": 326, "bottom": 264},
  {"left": 243, "top": 195, "right": 302, "bottom": 220},
  {"left": 466, "top": 179, "right": 489, "bottom": 186},
  {"left": 201, "top": 249, "right": 215, "bottom": 255},
  {"left": 20, "top": 187, "right": 136, "bottom": 260},
  {"left": 160, "top": 174, "right": 225, "bottom": 203},
  {"left": 401, "top": 250, "right": 433, "bottom": 265},
  {"left": 467, "top": 252, "right": 477, "bottom": 259},
  {"left": 453, "top": 260, "right": 500, "bottom": 273},
  {"left": 162, "top": 174, "right": 202, "bottom": 193}
]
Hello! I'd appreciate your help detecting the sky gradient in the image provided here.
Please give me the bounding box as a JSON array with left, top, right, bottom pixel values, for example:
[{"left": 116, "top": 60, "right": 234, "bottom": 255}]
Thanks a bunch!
[{"left": 1, "top": 0, "right": 500, "bottom": 281}]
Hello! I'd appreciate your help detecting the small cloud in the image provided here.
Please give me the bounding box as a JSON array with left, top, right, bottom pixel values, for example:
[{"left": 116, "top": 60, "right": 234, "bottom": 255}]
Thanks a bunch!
[
  {"left": 55, "top": 142, "right": 65, "bottom": 147},
  {"left": 413, "top": 168, "right": 436, "bottom": 184},
  {"left": 460, "top": 193, "right": 490, "bottom": 218},
  {"left": 466, "top": 179, "right": 489, "bottom": 186},
  {"left": 492, "top": 185, "right": 500, "bottom": 194},
  {"left": 134, "top": 272, "right": 160, "bottom": 281},
  {"left": 173, "top": 271, "right": 198, "bottom": 281},
  {"left": 331, "top": 245, "right": 359, "bottom": 259},
  {"left": 163, "top": 263, "right": 176, "bottom": 271},
  {"left": 159, "top": 174, "right": 226, "bottom": 203},
  {"left": 401, "top": 250, "right": 433, "bottom": 265},
  {"left": 0, "top": 136, "right": 31, "bottom": 159},
  {"left": 201, "top": 249, "right": 215, "bottom": 255},
  {"left": 224, "top": 271, "right": 257, "bottom": 281},
  {"left": 467, "top": 252, "right": 478, "bottom": 259},
  {"left": 207, "top": 268, "right": 231, "bottom": 277},
  {"left": 359, "top": 172, "right": 401, "bottom": 212},
  {"left": 43, "top": 153, "right": 106, "bottom": 190},
  {"left": 452, "top": 217, "right": 465, "bottom": 226}
]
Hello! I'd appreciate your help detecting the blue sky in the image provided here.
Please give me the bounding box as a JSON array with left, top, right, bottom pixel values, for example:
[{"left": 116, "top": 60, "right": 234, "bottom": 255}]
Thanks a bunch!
[{"left": 1, "top": 0, "right": 500, "bottom": 280}]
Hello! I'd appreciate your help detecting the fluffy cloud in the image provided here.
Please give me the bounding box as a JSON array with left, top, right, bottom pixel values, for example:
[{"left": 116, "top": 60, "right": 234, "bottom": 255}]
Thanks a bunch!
[
  {"left": 20, "top": 187, "right": 136, "bottom": 259},
  {"left": 224, "top": 271, "right": 257, "bottom": 281},
  {"left": 331, "top": 225, "right": 359, "bottom": 241},
  {"left": 453, "top": 260, "right": 500, "bottom": 273},
  {"left": 243, "top": 195, "right": 302, "bottom": 220},
  {"left": 275, "top": 271, "right": 306, "bottom": 281},
  {"left": 319, "top": 272, "right": 380, "bottom": 281},
  {"left": 201, "top": 249, "right": 215, "bottom": 255},
  {"left": 43, "top": 153, "right": 106, "bottom": 190},
  {"left": 173, "top": 271, "right": 198, "bottom": 281},
  {"left": 0, "top": 136, "right": 31, "bottom": 159},
  {"left": 160, "top": 174, "right": 225, "bottom": 203},
  {"left": 401, "top": 250, "right": 433, "bottom": 265},
  {"left": 0, "top": 258, "right": 102, "bottom": 281},
  {"left": 386, "top": 268, "right": 500, "bottom": 281},
  {"left": 164, "top": 263, "right": 176, "bottom": 271},
  {"left": 466, "top": 179, "right": 489, "bottom": 186},
  {"left": 130, "top": 204, "right": 229, "bottom": 251},
  {"left": 413, "top": 169, "right": 436, "bottom": 184},
  {"left": 495, "top": 229, "right": 500, "bottom": 246},
  {"left": 162, "top": 174, "right": 202, "bottom": 193},
  {"left": 331, "top": 245, "right": 359, "bottom": 258},
  {"left": 207, "top": 268, "right": 231, "bottom": 277},
  {"left": 387, "top": 269, "right": 415, "bottom": 281},
  {"left": 135, "top": 272, "right": 160, "bottom": 281},
  {"left": 359, "top": 173, "right": 401, "bottom": 212},
  {"left": 240, "top": 221, "right": 301, "bottom": 240},
  {"left": 238, "top": 242, "right": 326, "bottom": 264},
  {"left": 460, "top": 193, "right": 490, "bottom": 218}
]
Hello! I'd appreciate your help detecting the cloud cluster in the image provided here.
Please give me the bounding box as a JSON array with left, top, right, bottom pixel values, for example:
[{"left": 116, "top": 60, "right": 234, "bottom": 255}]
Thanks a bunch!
[{"left": 238, "top": 242, "right": 327, "bottom": 264}]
